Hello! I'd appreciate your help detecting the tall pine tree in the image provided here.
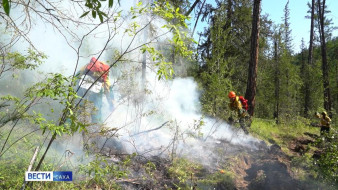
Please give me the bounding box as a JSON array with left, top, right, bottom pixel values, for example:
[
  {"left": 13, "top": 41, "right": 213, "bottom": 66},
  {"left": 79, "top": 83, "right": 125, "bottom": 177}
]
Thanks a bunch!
[
  {"left": 317, "top": 0, "right": 332, "bottom": 116},
  {"left": 245, "top": 0, "right": 261, "bottom": 116}
]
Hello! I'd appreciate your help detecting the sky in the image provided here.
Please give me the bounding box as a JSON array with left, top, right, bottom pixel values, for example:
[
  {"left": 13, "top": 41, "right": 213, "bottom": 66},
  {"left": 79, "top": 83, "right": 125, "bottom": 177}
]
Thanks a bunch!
[
  {"left": 262, "top": 0, "right": 338, "bottom": 53},
  {"left": 190, "top": 0, "right": 338, "bottom": 53}
]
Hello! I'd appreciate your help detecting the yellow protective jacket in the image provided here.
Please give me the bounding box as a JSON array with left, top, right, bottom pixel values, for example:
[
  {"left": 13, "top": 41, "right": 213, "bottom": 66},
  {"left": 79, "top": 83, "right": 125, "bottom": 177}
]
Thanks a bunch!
[
  {"left": 320, "top": 115, "right": 331, "bottom": 128},
  {"left": 228, "top": 96, "right": 242, "bottom": 111},
  {"left": 229, "top": 96, "right": 246, "bottom": 118}
]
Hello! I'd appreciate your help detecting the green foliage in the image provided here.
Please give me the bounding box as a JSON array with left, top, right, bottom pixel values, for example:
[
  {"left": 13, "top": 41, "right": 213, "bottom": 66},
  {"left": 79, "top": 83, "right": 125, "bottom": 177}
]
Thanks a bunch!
[
  {"left": 154, "top": 1, "right": 195, "bottom": 57},
  {"left": 0, "top": 125, "right": 71, "bottom": 189},
  {"left": 130, "top": 1, "right": 195, "bottom": 80},
  {"left": 168, "top": 158, "right": 203, "bottom": 189},
  {"left": 79, "top": 154, "right": 132, "bottom": 188},
  {"left": 291, "top": 154, "right": 314, "bottom": 177},
  {"left": 198, "top": 171, "right": 235, "bottom": 189},
  {"left": 22, "top": 73, "right": 86, "bottom": 136},
  {"left": 25, "top": 73, "right": 71, "bottom": 99},
  {"left": 81, "top": 0, "right": 119, "bottom": 22},
  {"left": 300, "top": 51, "right": 324, "bottom": 115},
  {"left": 191, "top": 0, "right": 258, "bottom": 119},
  {"left": 279, "top": 52, "right": 302, "bottom": 118},
  {"left": 313, "top": 132, "right": 338, "bottom": 185},
  {"left": 198, "top": 56, "right": 233, "bottom": 118},
  {"left": 130, "top": 1, "right": 149, "bottom": 15},
  {"left": 0, "top": 50, "right": 88, "bottom": 183},
  {"left": 168, "top": 157, "right": 235, "bottom": 189},
  {"left": 250, "top": 117, "right": 337, "bottom": 187},
  {"left": 2, "top": 0, "right": 10, "bottom": 15},
  {"left": 0, "top": 125, "right": 102, "bottom": 190},
  {"left": 255, "top": 57, "right": 276, "bottom": 118},
  {"left": 1, "top": 0, "right": 337, "bottom": 189},
  {"left": 192, "top": 6, "right": 233, "bottom": 118},
  {"left": 0, "top": 50, "right": 46, "bottom": 130},
  {"left": 6, "top": 49, "right": 46, "bottom": 70},
  {"left": 0, "top": 49, "right": 46, "bottom": 79},
  {"left": 145, "top": 161, "right": 157, "bottom": 178},
  {"left": 250, "top": 118, "right": 318, "bottom": 147},
  {"left": 141, "top": 45, "right": 175, "bottom": 80},
  {"left": 153, "top": 1, "right": 195, "bottom": 70},
  {"left": 327, "top": 37, "right": 338, "bottom": 125},
  {"left": 0, "top": 145, "right": 32, "bottom": 188}
]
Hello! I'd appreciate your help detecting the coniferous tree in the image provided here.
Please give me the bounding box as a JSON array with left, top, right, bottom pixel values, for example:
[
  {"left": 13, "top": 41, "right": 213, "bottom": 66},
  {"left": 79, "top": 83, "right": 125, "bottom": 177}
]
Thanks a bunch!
[
  {"left": 277, "top": 0, "right": 303, "bottom": 120},
  {"left": 282, "top": 0, "right": 292, "bottom": 114},
  {"left": 194, "top": 0, "right": 254, "bottom": 118},
  {"left": 326, "top": 38, "right": 338, "bottom": 121},
  {"left": 300, "top": 38, "right": 310, "bottom": 117},
  {"left": 307, "top": 0, "right": 315, "bottom": 67},
  {"left": 195, "top": 4, "right": 234, "bottom": 118},
  {"left": 283, "top": 0, "right": 292, "bottom": 53},
  {"left": 317, "top": 0, "right": 332, "bottom": 116},
  {"left": 303, "top": 0, "right": 315, "bottom": 117},
  {"left": 245, "top": 0, "right": 261, "bottom": 116},
  {"left": 272, "top": 26, "right": 282, "bottom": 124}
]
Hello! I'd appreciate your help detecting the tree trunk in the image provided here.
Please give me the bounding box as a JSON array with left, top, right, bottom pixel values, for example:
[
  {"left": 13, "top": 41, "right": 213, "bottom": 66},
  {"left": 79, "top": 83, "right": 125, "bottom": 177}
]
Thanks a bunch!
[
  {"left": 245, "top": 0, "right": 261, "bottom": 116},
  {"left": 300, "top": 39, "right": 309, "bottom": 117},
  {"left": 274, "top": 40, "right": 280, "bottom": 124},
  {"left": 336, "top": 60, "right": 338, "bottom": 113},
  {"left": 142, "top": 0, "right": 151, "bottom": 86},
  {"left": 223, "top": 0, "right": 232, "bottom": 31},
  {"left": 304, "top": 0, "right": 315, "bottom": 117},
  {"left": 185, "top": 0, "right": 200, "bottom": 16},
  {"left": 317, "top": 0, "right": 332, "bottom": 116},
  {"left": 142, "top": 45, "right": 147, "bottom": 84},
  {"left": 308, "top": 0, "right": 315, "bottom": 66}
]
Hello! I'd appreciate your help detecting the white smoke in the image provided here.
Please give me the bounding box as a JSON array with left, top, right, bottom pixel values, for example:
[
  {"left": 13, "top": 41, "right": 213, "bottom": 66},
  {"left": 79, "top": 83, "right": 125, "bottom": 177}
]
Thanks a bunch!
[{"left": 102, "top": 71, "right": 260, "bottom": 167}]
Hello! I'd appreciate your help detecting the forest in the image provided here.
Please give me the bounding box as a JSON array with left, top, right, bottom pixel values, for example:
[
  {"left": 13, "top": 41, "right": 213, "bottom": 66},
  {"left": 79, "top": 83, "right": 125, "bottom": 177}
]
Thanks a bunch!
[{"left": 0, "top": 0, "right": 337, "bottom": 189}]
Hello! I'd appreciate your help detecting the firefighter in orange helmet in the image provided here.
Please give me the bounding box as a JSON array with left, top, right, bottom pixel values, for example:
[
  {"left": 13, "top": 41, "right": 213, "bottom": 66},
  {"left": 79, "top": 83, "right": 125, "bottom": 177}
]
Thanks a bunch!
[
  {"left": 77, "top": 57, "right": 114, "bottom": 124},
  {"left": 228, "top": 91, "right": 249, "bottom": 134},
  {"left": 228, "top": 91, "right": 246, "bottom": 118}
]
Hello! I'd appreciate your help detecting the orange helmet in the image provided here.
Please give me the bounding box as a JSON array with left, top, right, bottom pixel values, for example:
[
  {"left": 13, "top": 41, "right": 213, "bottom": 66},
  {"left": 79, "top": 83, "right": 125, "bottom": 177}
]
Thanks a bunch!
[{"left": 228, "top": 91, "right": 236, "bottom": 98}]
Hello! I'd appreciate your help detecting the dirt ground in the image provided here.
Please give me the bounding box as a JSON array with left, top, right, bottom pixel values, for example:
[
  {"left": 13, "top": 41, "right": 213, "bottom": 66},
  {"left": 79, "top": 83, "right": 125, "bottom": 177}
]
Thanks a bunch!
[{"left": 80, "top": 131, "right": 330, "bottom": 190}]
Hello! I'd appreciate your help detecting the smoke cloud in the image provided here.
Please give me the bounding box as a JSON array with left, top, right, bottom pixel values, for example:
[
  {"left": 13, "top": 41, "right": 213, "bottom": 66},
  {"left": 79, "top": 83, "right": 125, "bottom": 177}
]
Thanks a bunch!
[
  {"left": 101, "top": 71, "right": 260, "bottom": 167},
  {"left": 3, "top": 0, "right": 261, "bottom": 170}
]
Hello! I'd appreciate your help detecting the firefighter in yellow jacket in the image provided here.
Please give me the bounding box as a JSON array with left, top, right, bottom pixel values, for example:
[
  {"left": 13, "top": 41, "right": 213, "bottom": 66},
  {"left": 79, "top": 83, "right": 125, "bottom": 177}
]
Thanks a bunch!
[
  {"left": 228, "top": 91, "right": 249, "bottom": 134},
  {"left": 228, "top": 91, "right": 244, "bottom": 117},
  {"left": 315, "top": 111, "right": 331, "bottom": 135}
]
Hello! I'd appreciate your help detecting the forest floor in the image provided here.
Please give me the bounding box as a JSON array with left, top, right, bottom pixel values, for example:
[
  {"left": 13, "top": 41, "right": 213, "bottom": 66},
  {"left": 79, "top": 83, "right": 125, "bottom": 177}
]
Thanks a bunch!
[
  {"left": 86, "top": 122, "right": 330, "bottom": 190},
  {"left": 0, "top": 119, "right": 334, "bottom": 190},
  {"left": 106, "top": 118, "right": 333, "bottom": 190}
]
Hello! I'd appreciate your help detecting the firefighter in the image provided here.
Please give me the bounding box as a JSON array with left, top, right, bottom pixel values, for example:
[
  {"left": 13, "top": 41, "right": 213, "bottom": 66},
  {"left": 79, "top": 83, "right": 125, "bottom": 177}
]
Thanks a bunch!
[
  {"left": 228, "top": 91, "right": 245, "bottom": 118},
  {"left": 315, "top": 111, "right": 331, "bottom": 135},
  {"left": 228, "top": 91, "right": 249, "bottom": 134},
  {"left": 77, "top": 57, "right": 114, "bottom": 124}
]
